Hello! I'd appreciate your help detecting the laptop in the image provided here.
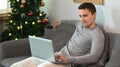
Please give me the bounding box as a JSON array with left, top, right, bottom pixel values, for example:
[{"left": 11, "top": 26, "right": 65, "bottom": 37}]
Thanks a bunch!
[{"left": 28, "top": 36, "right": 64, "bottom": 63}]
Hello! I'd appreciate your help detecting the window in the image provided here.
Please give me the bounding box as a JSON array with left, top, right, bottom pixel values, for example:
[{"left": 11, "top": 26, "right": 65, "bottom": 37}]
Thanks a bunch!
[
  {"left": 0, "top": 0, "right": 9, "bottom": 14},
  {"left": 73, "top": 0, "right": 103, "bottom": 5}
]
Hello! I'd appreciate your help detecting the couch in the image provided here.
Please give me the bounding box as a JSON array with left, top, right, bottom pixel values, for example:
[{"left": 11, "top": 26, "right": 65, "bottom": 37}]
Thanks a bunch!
[{"left": 0, "top": 20, "right": 120, "bottom": 67}]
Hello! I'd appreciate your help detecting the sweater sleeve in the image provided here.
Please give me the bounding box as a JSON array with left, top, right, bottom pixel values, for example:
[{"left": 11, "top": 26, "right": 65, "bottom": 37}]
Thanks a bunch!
[{"left": 66, "top": 30, "right": 105, "bottom": 64}]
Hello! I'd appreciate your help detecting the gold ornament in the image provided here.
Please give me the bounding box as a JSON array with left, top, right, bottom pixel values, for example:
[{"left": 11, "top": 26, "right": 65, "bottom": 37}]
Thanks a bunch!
[
  {"left": 21, "top": 0, "right": 26, "bottom": 3},
  {"left": 37, "top": 20, "right": 41, "bottom": 23}
]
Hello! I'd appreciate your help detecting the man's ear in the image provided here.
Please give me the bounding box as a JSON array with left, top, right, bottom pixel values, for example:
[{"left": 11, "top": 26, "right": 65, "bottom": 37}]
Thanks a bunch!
[{"left": 93, "top": 12, "right": 96, "bottom": 17}]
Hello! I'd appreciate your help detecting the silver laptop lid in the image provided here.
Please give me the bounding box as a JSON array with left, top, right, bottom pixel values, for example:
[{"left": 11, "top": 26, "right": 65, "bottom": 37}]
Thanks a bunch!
[{"left": 28, "top": 36, "right": 55, "bottom": 62}]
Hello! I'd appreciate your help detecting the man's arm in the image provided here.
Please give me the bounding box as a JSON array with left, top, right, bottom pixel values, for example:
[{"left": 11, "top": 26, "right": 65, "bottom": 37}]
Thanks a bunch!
[
  {"left": 53, "top": 20, "right": 80, "bottom": 29},
  {"left": 53, "top": 20, "right": 62, "bottom": 29},
  {"left": 66, "top": 30, "right": 105, "bottom": 64}
]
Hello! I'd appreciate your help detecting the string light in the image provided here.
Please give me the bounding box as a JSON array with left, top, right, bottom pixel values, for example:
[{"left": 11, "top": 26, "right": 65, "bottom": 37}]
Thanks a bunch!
[
  {"left": 14, "top": 9, "right": 17, "bottom": 11},
  {"left": 8, "top": 14, "right": 11, "bottom": 16},
  {"left": 25, "top": 21, "right": 28, "bottom": 24},
  {"left": 39, "top": 13, "right": 42, "bottom": 16},
  {"left": 17, "top": 26, "right": 20, "bottom": 30},
  {"left": 32, "top": 22, "right": 35, "bottom": 25},
  {"left": 10, "top": 20, "right": 13, "bottom": 23},
  {"left": 20, "top": 25, "right": 23, "bottom": 29},
  {"left": 13, "top": 1, "right": 16, "bottom": 3},
  {"left": 15, "top": 38, "right": 18, "bottom": 40},
  {"left": 14, "top": 23, "right": 16, "bottom": 25},
  {"left": 9, "top": 33, "right": 12, "bottom": 36},
  {"left": 33, "top": 35, "right": 36, "bottom": 37},
  {"left": 17, "top": 0, "right": 19, "bottom": 2}
]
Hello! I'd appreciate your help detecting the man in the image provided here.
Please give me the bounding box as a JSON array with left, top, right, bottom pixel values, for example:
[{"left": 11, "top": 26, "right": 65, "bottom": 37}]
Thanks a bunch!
[{"left": 11, "top": 2, "right": 105, "bottom": 67}]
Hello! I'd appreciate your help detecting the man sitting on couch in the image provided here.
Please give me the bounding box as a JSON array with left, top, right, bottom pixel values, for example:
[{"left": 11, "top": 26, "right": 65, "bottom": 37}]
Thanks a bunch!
[{"left": 11, "top": 2, "right": 106, "bottom": 67}]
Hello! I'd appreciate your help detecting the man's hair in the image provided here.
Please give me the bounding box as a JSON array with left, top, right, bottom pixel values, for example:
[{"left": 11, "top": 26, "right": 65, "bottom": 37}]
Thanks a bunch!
[{"left": 78, "top": 2, "right": 96, "bottom": 14}]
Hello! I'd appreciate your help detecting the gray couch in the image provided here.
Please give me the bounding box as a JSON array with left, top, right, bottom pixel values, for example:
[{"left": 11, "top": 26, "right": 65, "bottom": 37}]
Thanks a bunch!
[{"left": 0, "top": 20, "right": 120, "bottom": 67}]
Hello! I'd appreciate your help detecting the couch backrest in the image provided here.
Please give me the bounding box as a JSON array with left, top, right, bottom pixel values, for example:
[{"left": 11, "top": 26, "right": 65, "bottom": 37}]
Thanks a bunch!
[{"left": 44, "top": 22, "right": 76, "bottom": 52}]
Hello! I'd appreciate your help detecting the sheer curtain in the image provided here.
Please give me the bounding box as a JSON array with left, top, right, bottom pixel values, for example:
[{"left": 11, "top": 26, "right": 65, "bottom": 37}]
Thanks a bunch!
[{"left": 0, "top": 0, "right": 9, "bottom": 14}]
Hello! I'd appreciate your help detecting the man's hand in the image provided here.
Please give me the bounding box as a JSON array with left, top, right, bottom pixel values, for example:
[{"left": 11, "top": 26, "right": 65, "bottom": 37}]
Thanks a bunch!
[
  {"left": 55, "top": 54, "right": 67, "bottom": 63},
  {"left": 53, "top": 21, "right": 61, "bottom": 29}
]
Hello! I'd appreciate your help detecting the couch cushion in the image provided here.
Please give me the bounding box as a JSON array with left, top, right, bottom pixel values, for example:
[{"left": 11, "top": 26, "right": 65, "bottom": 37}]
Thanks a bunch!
[
  {"left": 1, "top": 56, "right": 30, "bottom": 67},
  {"left": 105, "top": 33, "right": 120, "bottom": 67}
]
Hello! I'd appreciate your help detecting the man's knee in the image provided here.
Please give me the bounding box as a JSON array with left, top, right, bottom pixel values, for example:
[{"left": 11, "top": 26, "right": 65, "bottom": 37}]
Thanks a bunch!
[{"left": 10, "top": 57, "right": 38, "bottom": 67}]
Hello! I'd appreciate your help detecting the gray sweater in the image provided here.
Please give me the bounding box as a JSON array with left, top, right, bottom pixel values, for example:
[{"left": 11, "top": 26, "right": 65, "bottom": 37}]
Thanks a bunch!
[{"left": 57, "top": 22, "right": 105, "bottom": 64}]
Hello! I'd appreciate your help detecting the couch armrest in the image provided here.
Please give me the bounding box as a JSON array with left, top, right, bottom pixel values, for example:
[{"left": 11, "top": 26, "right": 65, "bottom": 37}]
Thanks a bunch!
[{"left": 0, "top": 38, "right": 31, "bottom": 61}]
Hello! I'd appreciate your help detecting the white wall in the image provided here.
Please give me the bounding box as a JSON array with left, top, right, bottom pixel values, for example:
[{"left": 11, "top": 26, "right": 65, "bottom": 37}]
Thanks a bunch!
[{"left": 44, "top": 0, "right": 120, "bottom": 34}]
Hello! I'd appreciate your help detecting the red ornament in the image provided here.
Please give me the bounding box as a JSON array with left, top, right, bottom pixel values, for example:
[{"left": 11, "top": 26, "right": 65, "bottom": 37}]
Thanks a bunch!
[
  {"left": 41, "top": 19, "right": 47, "bottom": 24},
  {"left": 28, "top": 11, "right": 33, "bottom": 16},
  {"left": 40, "top": 2, "right": 45, "bottom": 6},
  {"left": 20, "top": 4, "right": 25, "bottom": 8}
]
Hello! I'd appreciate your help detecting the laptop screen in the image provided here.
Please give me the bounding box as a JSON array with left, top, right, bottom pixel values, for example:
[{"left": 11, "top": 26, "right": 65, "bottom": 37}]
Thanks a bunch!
[{"left": 28, "top": 36, "right": 55, "bottom": 62}]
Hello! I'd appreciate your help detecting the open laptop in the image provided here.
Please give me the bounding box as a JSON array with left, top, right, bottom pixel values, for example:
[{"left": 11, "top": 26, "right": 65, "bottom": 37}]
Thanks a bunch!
[{"left": 28, "top": 36, "right": 64, "bottom": 63}]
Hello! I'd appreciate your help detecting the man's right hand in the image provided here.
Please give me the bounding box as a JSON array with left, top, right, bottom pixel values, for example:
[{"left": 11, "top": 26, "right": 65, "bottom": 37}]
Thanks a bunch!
[
  {"left": 53, "top": 21, "right": 61, "bottom": 29},
  {"left": 54, "top": 54, "right": 67, "bottom": 63}
]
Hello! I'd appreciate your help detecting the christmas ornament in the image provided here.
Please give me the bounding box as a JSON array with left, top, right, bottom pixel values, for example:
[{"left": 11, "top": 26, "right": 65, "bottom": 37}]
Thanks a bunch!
[
  {"left": 20, "top": 4, "right": 25, "bottom": 8},
  {"left": 36, "top": 17, "right": 40, "bottom": 20},
  {"left": 40, "top": 2, "right": 45, "bottom": 6},
  {"left": 21, "top": 13, "right": 26, "bottom": 18},
  {"left": 28, "top": 11, "right": 33, "bottom": 16},
  {"left": 41, "top": 19, "right": 47, "bottom": 24},
  {"left": 37, "top": 20, "right": 41, "bottom": 23},
  {"left": 21, "top": 0, "right": 26, "bottom": 3}
]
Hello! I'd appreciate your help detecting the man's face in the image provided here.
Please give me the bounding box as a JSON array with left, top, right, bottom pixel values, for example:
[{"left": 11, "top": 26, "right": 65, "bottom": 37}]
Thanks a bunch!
[{"left": 79, "top": 9, "right": 96, "bottom": 28}]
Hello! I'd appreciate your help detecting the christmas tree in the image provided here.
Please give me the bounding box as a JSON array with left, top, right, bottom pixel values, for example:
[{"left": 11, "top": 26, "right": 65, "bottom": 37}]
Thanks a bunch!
[{"left": 0, "top": 0, "right": 52, "bottom": 42}]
